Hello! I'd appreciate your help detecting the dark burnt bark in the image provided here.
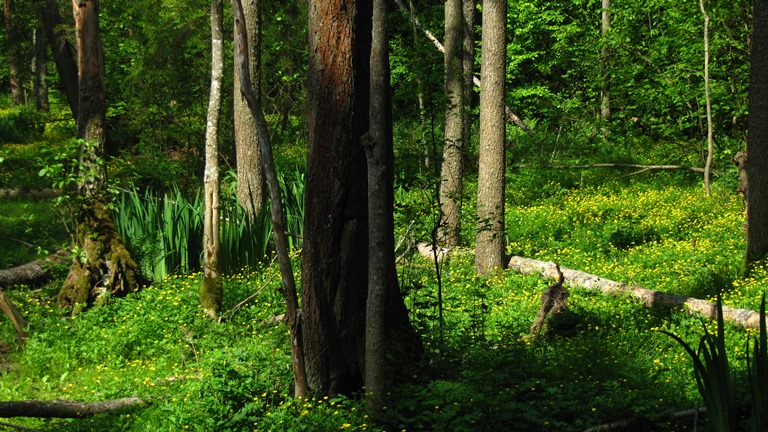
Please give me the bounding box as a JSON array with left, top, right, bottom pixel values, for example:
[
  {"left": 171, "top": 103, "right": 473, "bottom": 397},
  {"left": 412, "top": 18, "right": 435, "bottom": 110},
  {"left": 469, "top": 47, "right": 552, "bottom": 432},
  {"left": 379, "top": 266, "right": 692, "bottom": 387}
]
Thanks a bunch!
[
  {"left": 304, "top": 0, "right": 419, "bottom": 397},
  {"left": 747, "top": 0, "right": 768, "bottom": 271}
]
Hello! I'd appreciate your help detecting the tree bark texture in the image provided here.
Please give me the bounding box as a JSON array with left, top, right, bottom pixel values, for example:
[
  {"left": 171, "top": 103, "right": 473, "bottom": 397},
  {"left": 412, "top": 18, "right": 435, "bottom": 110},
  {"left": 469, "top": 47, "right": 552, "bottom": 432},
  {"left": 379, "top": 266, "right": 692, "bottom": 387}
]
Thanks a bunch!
[
  {"left": 0, "top": 250, "right": 69, "bottom": 287},
  {"left": 462, "top": 0, "right": 475, "bottom": 159},
  {"left": 508, "top": 256, "right": 768, "bottom": 330},
  {"left": 4, "top": 0, "right": 23, "bottom": 105},
  {"left": 58, "top": 0, "right": 140, "bottom": 310},
  {"left": 34, "top": 25, "right": 50, "bottom": 112},
  {"left": 438, "top": 0, "right": 465, "bottom": 248},
  {"left": 305, "top": 0, "right": 372, "bottom": 396},
  {"left": 233, "top": 0, "right": 264, "bottom": 221},
  {"left": 600, "top": 0, "right": 611, "bottom": 121},
  {"left": 747, "top": 0, "right": 768, "bottom": 270},
  {"left": 232, "top": 0, "right": 308, "bottom": 396},
  {"left": 200, "top": 0, "right": 224, "bottom": 319},
  {"left": 0, "top": 397, "right": 146, "bottom": 418},
  {"left": 305, "top": 0, "right": 419, "bottom": 397},
  {"left": 364, "top": 0, "right": 389, "bottom": 415},
  {"left": 475, "top": 0, "right": 507, "bottom": 274},
  {"left": 40, "top": 0, "right": 79, "bottom": 118}
]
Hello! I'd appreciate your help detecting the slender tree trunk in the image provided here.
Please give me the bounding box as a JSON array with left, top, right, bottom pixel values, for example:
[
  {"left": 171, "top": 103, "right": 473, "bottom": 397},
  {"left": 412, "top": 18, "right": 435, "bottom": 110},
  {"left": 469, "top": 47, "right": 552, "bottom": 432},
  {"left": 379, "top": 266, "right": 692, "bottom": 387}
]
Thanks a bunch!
[
  {"left": 4, "top": 0, "right": 23, "bottom": 105},
  {"left": 475, "top": 0, "right": 507, "bottom": 274},
  {"left": 34, "top": 26, "right": 50, "bottom": 112},
  {"left": 438, "top": 0, "right": 465, "bottom": 247},
  {"left": 233, "top": 0, "right": 264, "bottom": 220},
  {"left": 409, "top": 0, "right": 430, "bottom": 174},
  {"left": 40, "top": 0, "right": 78, "bottom": 118},
  {"left": 58, "top": 0, "right": 140, "bottom": 311},
  {"left": 364, "top": 0, "right": 389, "bottom": 416},
  {"left": 701, "top": 0, "right": 714, "bottom": 196},
  {"left": 746, "top": 0, "right": 768, "bottom": 271},
  {"left": 200, "top": 0, "right": 224, "bottom": 319},
  {"left": 462, "top": 0, "right": 475, "bottom": 158},
  {"left": 232, "top": 0, "right": 308, "bottom": 397},
  {"left": 600, "top": 0, "right": 611, "bottom": 121}
]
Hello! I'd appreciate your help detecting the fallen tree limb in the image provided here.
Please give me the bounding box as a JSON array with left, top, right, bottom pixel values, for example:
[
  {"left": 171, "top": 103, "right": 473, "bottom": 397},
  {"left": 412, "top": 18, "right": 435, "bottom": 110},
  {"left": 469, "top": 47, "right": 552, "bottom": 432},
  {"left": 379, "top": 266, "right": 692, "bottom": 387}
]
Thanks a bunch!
[
  {"left": 392, "top": 0, "right": 533, "bottom": 134},
  {"left": 0, "top": 397, "right": 147, "bottom": 418},
  {"left": 512, "top": 163, "right": 705, "bottom": 173},
  {"left": 0, "top": 250, "right": 70, "bottom": 288},
  {"left": 507, "top": 256, "right": 765, "bottom": 330}
]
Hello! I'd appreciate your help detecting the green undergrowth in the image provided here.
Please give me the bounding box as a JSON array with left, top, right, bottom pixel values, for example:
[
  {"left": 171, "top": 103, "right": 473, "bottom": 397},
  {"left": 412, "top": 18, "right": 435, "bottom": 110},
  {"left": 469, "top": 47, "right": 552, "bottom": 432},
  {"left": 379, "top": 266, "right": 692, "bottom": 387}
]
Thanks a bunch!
[{"left": 0, "top": 181, "right": 764, "bottom": 431}]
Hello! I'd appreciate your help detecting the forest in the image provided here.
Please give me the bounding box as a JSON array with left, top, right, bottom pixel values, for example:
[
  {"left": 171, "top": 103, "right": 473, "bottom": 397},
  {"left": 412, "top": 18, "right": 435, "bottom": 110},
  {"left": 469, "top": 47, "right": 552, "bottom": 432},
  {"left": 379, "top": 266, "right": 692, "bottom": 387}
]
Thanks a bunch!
[{"left": 1, "top": 0, "right": 768, "bottom": 430}]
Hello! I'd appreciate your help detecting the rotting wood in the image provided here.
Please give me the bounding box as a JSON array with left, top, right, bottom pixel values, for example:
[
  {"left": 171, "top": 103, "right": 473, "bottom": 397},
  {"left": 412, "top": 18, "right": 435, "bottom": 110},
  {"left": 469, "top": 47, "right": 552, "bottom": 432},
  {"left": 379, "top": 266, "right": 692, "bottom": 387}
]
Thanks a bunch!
[
  {"left": 508, "top": 256, "right": 766, "bottom": 330},
  {"left": 0, "top": 250, "right": 69, "bottom": 287},
  {"left": 0, "top": 397, "right": 147, "bottom": 418},
  {"left": 528, "top": 263, "right": 569, "bottom": 339}
]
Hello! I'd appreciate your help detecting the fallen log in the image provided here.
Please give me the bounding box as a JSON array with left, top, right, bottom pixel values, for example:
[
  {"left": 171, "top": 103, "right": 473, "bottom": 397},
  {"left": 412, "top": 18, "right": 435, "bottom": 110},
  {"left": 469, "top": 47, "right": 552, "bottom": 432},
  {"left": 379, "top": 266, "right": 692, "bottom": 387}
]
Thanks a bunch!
[
  {"left": 0, "top": 250, "right": 70, "bottom": 287},
  {"left": 0, "top": 397, "right": 147, "bottom": 418},
  {"left": 508, "top": 256, "right": 765, "bottom": 330},
  {"left": 512, "top": 163, "right": 705, "bottom": 174}
]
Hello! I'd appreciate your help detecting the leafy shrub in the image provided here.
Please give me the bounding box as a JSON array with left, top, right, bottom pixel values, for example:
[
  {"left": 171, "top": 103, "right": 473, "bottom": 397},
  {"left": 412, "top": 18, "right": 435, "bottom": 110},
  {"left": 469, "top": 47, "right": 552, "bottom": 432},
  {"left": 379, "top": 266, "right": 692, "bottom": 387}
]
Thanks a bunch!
[{"left": 0, "top": 107, "right": 44, "bottom": 143}]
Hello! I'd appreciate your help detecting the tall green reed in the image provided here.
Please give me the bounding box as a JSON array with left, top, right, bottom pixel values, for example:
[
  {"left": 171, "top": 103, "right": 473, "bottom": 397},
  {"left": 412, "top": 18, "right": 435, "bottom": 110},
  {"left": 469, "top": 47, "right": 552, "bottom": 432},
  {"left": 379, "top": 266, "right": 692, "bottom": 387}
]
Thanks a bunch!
[{"left": 113, "top": 167, "right": 305, "bottom": 281}]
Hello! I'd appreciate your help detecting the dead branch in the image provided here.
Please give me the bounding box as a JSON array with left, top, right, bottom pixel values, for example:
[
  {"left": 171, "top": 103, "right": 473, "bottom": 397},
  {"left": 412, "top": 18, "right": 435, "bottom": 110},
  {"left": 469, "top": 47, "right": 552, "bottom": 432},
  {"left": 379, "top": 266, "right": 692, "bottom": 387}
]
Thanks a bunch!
[
  {"left": 0, "top": 397, "right": 147, "bottom": 418},
  {"left": 508, "top": 256, "right": 766, "bottom": 330},
  {"left": 528, "top": 263, "right": 569, "bottom": 339},
  {"left": 512, "top": 163, "right": 705, "bottom": 173},
  {"left": 0, "top": 250, "right": 69, "bottom": 287}
]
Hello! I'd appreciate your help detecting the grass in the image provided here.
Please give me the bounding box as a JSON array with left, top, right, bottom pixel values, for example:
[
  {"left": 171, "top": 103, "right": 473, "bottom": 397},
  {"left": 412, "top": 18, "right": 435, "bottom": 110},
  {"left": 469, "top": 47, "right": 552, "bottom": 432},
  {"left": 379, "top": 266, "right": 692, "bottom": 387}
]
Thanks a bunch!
[
  {"left": 0, "top": 199, "right": 69, "bottom": 268},
  {"left": 0, "top": 179, "right": 763, "bottom": 431}
]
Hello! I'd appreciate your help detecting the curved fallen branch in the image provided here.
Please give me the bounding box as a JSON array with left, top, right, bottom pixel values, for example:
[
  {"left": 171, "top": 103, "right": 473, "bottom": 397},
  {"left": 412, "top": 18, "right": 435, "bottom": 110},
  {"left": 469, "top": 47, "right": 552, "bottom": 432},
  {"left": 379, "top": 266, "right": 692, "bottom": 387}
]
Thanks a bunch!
[
  {"left": 0, "top": 397, "right": 147, "bottom": 418},
  {"left": 508, "top": 256, "right": 765, "bottom": 330}
]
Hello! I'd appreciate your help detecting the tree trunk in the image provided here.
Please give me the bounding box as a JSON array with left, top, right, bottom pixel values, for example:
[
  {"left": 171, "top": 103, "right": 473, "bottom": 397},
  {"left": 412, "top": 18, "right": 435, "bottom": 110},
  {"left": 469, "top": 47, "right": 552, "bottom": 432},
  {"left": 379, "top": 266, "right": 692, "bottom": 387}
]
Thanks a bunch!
[
  {"left": 438, "top": 0, "right": 465, "bottom": 247},
  {"left": 233, "top": 0, "right": 264, "bottom": 221},
  {"left": 392, "top": 0, "right": 533, "bottom": 135},
  {"left": 34, "top": 25, "right": 50, "bottom": 112},
  {"left": 462, "top": 0, "right": 475, "bottom": 162},
  {"left": 232, "top": 0, "right": 308, "bottom": 397},
  {"left": 600, "top": 0, "right": 611, "bottom": 121},
  {"left": 304, "top": 0, "right": 371, "bottom": 396},
  {"left": 746, "top": 0, "right": 768, "bottom": 271},
  {"left": 58, "top": 0, "right": 140, "bottom": 311},
  {"left": 475, "top": 0, "right": 506, "bottom": 274},
  {"left": 40, "top": 0, "right": 79, "bottom": 119},
  {"left": 364, "top": 0, "right": 389, "bottom": 416},
  {"left": 304, "top": 0, "right": 419, "bottom": 397},
  {"left": 408, "top": 0, "right": 430, "bottom": 174},
  {"left": 4, "top": 0, "right": 23, "bottom": 105},
  {"left": 200, "top": 0, "right": 224, "bottom": 319},
  {"left": 0, "top": 250, "right": 69, "bottom": 287},
  {"left": 701, "top": 0, "right": 714, "bottom": 196}
]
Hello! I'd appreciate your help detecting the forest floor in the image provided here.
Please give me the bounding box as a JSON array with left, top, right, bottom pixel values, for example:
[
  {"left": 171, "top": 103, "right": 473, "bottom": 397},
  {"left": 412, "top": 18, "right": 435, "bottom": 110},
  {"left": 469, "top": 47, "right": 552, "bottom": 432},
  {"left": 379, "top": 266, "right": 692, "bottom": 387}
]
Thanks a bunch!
[{"left": 0, "top": 178, "right": 762, "bottom": 431}]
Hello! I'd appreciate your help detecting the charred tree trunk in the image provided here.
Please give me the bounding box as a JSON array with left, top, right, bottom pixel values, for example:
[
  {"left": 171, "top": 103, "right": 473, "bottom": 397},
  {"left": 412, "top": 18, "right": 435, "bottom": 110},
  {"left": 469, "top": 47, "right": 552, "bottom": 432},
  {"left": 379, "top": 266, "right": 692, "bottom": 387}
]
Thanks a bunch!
[
  {"left": 58, "top": 0, "right": 140, "bottom": 311},
  {"left": 304, "top": 0, "right": 419, "bottom": 397},
  {"left": 40, "top": 0, "right": 78, "bottom": 118},
  {"left": 746, "top": 0, "right": 768, "bottom": 271},
  {"left": 200, "top": 0, "right": 224, "bottom": 319}
]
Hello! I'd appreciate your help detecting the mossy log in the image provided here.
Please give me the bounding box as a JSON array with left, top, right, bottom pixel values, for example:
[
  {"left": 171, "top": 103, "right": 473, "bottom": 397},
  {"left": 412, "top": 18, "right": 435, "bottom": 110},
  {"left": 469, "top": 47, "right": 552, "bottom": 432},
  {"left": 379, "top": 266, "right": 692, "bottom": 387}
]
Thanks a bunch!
[
  {"left": 508, "top": 256, "right": 766, "bottom": 330},
  {"left": 0, "top": 397, "right": 147, "bottom": 418}
]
